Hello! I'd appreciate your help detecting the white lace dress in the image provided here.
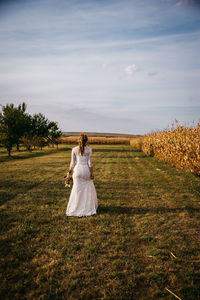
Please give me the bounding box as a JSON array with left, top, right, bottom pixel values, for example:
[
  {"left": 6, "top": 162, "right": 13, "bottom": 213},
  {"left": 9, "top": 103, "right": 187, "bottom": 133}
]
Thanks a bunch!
[{"left": 66, "top": 146, "right": 98, "bottom": 217}]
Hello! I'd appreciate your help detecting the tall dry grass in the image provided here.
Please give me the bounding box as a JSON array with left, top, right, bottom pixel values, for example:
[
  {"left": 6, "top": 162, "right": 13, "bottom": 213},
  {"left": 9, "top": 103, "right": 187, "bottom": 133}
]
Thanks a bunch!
[
  {"left": 59, "top": 136, "right": 130, "bottom": 145},
  {"left": 130, "top": 123, "right": 200, "bottom": 175}
]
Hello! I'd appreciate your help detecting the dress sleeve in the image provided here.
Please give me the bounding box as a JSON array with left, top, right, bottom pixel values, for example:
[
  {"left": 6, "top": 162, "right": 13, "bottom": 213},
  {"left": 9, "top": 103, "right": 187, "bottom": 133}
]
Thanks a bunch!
[
  {"left": 70, "top": 148, "right": 76, "bottom": 168},
  {"left": 88, "top": 148, "right": 93, "bottom": 168}
]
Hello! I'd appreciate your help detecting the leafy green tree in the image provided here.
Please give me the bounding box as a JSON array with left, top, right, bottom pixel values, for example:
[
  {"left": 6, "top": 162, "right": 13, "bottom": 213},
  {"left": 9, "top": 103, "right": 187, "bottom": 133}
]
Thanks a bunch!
[
  {"left": 20, "top": 113, "right": 37, "bottom": 151},
  {"left": 0, "top": 103, "right": 62, "bottom": 154},
  {"left": 21, "top": 113, "right": 51, "bottom": 151},
  {"left": 0, "top": 103, "right": 28, "bottom": 156},
  {"left": 15, "top": 103, "right": 29, "bottom": 151},
  {"left": 32, "top": 113, "right": 50, "bottom": 138},
  {"left": 0, "top": 122, "right": 16, "bottom": 156},
  {"left": 32, "top": 113, "right": 50, "bottom": 150},
  {"left": 48, "top": 121, "right": 62, "bottom": 149},
  {"left": 0, "top": 102, "right": 29, "bottom": 155}
]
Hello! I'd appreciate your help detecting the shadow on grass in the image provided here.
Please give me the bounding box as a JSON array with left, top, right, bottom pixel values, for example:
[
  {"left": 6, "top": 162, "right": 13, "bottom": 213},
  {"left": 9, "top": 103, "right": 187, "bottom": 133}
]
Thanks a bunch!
[
  {"left": 0, "top": 147, "right": 71, "bottom": 162},
  {"left": 96, "top": 155, "right": 149, "bottom": 159},
  {"left": 98, "top": 205, "right": 200, "bottom": 215},
  {"left": 0, "top": 180, "right": 42, "bottom": 205},
  {"left": 93, "top": 148, "right": 139, "bottom": 153},
  {"left": 95, "top": 181, "right": 154, "bottom": 190}
]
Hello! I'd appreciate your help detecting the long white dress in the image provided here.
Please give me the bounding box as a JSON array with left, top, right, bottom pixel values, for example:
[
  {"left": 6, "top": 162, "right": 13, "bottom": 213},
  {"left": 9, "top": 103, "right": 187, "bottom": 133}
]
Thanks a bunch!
[{"left": 66, "top": 146, "right": 98, "bottom": 217}]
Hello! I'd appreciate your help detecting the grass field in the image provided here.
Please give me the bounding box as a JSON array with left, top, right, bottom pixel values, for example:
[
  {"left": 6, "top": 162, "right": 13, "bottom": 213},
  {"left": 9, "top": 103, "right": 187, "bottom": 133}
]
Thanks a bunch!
[{"left": 0, "top": 144, "right": 200, "bottom": 299}]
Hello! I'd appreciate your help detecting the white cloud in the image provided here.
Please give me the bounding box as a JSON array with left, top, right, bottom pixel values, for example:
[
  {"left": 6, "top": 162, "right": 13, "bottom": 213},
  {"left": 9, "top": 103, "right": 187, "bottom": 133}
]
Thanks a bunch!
[
  {"left": 124, "top": 64, "right": 138, "bottom": 76},
  {"left": 175, "top": 0, "right": 198, "bottom": 7},
  {"left": 176, "top": 0, "right": 186, "bottom": 6}
]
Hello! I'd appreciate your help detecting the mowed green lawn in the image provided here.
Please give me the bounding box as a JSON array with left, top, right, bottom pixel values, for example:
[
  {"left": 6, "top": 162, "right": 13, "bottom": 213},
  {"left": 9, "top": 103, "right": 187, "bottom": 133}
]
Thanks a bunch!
[{"left": 0, "top": 144, "right": 200, "bottom": 300}]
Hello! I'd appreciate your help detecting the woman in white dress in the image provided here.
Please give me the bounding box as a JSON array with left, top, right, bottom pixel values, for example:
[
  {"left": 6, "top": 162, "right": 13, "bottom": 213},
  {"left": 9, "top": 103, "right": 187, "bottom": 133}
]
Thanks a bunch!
[{"left": 66, "top": 133, "right": 98, "bottom": 217}]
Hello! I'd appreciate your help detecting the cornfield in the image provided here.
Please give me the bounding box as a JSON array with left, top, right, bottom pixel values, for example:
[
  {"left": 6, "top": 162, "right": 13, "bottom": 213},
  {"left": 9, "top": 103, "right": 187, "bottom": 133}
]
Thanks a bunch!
[
  {"left": 59, "top": 136, "right": 130, "bottom": 145},
  {"left": 130, "top": 124, "right": 200, "bottom": 175}
]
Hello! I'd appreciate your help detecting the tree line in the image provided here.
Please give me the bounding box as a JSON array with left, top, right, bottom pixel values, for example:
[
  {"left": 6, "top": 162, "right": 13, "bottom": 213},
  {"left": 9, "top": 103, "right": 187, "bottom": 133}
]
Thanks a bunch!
[{"left": 0, "top": 102, "right": 62, "bottom": 156}]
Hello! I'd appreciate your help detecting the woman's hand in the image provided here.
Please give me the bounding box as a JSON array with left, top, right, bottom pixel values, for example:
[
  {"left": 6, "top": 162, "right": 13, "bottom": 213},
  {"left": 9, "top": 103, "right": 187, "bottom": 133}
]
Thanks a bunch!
[
  {"left": 89, "top": 166, "right": 94, "bottom": 180},
  {"left": 67, "top": 172, "right": 72, "bottom": 178},
  {"left": 67, "top": 168, "right": 73, "bottom": 178}
]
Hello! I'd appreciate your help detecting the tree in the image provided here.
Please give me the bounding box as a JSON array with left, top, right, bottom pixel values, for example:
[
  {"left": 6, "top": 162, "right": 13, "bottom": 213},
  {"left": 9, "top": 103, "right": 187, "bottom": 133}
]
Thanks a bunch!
[
  {"left": 20, "top": 113, "right": 37, "bottom": 151},
  {"left": 32, "top": 113, "right": 50, "bottom": 150},
  {"left": 32, "top": 113, "right": 50, "bottom": 138},
  {"left": 0, "top": 102, "right": 29, "bottom": 155},
  {"left": 15, "top": 102, "right": 28, "bottom": 151},
  {"left": 48, "top": 121, "right": 62, "bottom": 149},
  {"left": 0, "top": 102, "right": 62, "bottom": 155},
  {"left": 20, "top": 113, "right": 50, "bottom": 151},
  {"left": 0, "top": 103, "right": 28, "bottom": 156},
  {"left": 0, "top": 123, "right": 16, "bottom": 156}
]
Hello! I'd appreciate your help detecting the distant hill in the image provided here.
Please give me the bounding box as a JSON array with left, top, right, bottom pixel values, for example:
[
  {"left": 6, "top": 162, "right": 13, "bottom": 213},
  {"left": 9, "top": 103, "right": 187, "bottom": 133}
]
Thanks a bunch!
[{"left": 62, "top": 132, "right": 141, "bottom": 138}]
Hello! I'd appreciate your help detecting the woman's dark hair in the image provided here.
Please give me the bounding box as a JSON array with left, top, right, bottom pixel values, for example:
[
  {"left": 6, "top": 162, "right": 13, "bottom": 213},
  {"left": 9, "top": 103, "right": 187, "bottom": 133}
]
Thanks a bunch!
[{"left": 79, "top": 133, "right": 88, "bottom": 155}]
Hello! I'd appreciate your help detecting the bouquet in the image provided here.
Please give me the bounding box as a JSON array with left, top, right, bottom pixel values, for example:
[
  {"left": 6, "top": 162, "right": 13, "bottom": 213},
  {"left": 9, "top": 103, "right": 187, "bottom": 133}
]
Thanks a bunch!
[{"left": 64, "top": 170, "right": 73, "bottom": 188}]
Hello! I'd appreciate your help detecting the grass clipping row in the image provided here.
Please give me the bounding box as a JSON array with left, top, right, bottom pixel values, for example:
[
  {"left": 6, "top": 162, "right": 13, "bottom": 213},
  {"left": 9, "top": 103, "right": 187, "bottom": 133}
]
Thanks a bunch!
[{"left": 130, "top": 123, "right": 200, "bottom": 175}]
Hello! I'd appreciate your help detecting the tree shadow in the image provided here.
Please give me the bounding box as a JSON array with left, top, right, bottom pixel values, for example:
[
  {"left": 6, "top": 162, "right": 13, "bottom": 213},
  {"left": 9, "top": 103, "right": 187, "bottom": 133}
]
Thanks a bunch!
[
  {"left": 93, "top": 148, "right": 139, "bottom": 153},
  {"left": 98, "top": 205, "right": 200, "bottom": 215},
  {"left": 95, "top": 181, "right": 155, "bottom": 190},
  {"left": 0, "top": 180, "right": 42, "bottom": 205},
  {"left": 96, "top": 155, "right": 149, "bottom": 159},
  {"left": 95, "top": 180, "right": 131, "bottom": 187},
  {"left": 0, "top": 147, "right": 71, "bottom": 162}
]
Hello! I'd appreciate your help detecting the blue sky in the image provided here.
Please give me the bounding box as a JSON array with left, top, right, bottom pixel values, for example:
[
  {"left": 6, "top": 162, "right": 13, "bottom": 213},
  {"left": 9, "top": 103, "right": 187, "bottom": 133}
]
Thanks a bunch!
[{"left": 0, "top": 0, "right": 200, "bottom": 134}]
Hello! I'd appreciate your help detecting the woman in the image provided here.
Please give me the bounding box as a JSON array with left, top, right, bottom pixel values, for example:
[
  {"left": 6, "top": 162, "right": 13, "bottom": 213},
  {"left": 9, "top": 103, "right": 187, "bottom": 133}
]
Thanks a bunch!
[{"left": 66, "top": 133, "right": 98, "bottom": 217}]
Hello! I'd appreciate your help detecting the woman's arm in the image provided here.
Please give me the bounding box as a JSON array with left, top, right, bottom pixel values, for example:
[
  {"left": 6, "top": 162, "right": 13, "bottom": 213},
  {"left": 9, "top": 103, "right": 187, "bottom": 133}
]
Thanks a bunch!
[
  {"left": 67, "top": 148, "right": 76, "bottom": 177},
  {"left": 88, "top": 148, "right": 94, "bottom": 179}
]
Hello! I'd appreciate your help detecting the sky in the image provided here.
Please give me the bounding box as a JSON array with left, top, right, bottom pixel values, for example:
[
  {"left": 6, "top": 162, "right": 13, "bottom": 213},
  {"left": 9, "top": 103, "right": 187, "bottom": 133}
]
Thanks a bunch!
[{"left": 0, "top": 0, "right": 200, "bottom": 134}]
